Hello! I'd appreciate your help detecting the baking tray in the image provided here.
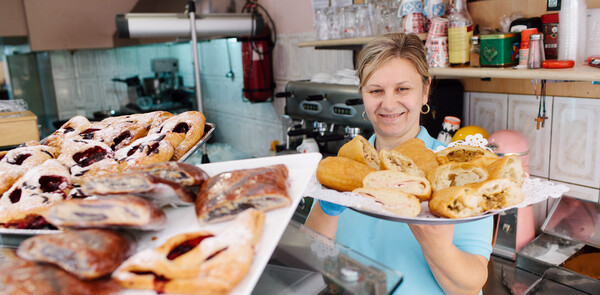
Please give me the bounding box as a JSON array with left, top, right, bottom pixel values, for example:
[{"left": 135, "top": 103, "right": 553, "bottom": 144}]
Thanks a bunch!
[{"left": 0, "top": 122, "right": 215, "bottom": 238}]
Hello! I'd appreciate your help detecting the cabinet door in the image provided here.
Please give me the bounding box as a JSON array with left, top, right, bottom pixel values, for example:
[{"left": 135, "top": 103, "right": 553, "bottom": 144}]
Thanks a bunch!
[
  {"left": 468, "top": 92, "right": 507, "bottom": 135},
  {"left": 550, "top": 97, "right": 600, "bottom": 188},
  {"left": 508, "top": 94, "right": 552, "bottom": 178}
]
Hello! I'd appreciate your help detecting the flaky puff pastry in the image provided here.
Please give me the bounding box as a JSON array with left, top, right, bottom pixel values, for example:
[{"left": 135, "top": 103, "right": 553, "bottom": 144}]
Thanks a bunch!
[
  {"left": 0, "top": 145, "right": 59, "bottom": 195},
  {"left": 148, "top": 111, "right": 206, "bottom": 161},
  {"left": 316, "top": 156, "right": 376, "bottom": 192},
  {"left": 337, "top": 135, "right": 379, "bottom": 170},
  {"left": 392, "top": 138, "right": 438, "bottom": 175},
  {"left": 379, "top": 149, "right": 426, "bottom": 177},
  {"left": 362, "top": 170, "right": 432, "bottom": 202},
  {"left": 353, "top": 187, "right": 421, "bottom": 217},
  {"left": 429, "top": 178, "right": 524, "bottom": 218},
  {"left": 112, "top": 208, "right": 264, "bottom": 295},
  {"left": 486, "top": 155, "right": 525, "bottom": 185}
]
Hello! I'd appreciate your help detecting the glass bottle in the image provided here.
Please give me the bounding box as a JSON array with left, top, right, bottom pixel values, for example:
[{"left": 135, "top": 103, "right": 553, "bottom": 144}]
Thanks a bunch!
[
  {"left": 527, "top": 33, "right": 545, "bottom": 69},
  {"left": 447, "top": 0, "right": 473, "bottom": 67},
  {"left": 470, "top": 36, "right": 480, "bottom": 67}
]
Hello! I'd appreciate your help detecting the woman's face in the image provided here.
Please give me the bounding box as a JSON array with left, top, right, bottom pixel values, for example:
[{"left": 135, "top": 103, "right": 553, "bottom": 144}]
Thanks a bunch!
[{"left": 361, "top": 57, "right": 429, "bottom": 141}]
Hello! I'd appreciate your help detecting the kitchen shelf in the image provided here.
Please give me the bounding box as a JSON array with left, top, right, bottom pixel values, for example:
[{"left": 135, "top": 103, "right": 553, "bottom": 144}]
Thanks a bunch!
[{"left": 299, "top": 36, "right": 600, "bottom": 82}]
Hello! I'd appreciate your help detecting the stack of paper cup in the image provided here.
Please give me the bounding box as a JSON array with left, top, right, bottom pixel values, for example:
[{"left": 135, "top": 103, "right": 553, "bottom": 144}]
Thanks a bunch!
[
  {"left": 426, "top": 17, "right": 450, "bottom": 68},
  {"left": 400, "top": 0, "right": 426, "bottom": 33},
  {"left": 423, "top": 0, "right": 446, "bottom": 31}
]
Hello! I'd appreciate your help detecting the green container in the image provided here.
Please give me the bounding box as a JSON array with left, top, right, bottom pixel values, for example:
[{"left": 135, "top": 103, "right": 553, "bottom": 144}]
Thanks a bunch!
[{"left": 479, "top": 33, "right": 520, "bottom": 67}]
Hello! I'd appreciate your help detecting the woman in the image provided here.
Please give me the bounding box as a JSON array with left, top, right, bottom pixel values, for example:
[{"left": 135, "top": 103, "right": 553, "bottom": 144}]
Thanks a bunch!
[{"left": 305, "top": 33, "right": 492, "bottom": 295}]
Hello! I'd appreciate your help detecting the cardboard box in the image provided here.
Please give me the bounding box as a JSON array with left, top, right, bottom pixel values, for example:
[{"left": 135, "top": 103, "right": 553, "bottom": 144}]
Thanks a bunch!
[{"left": 0, "top": 110, "right": 39, "bottom": 147}]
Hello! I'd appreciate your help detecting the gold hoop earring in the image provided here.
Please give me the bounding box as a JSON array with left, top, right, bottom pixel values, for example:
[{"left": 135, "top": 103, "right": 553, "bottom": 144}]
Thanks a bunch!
[
  {"left": 362, "top": 111, "right": 368, "bottom": 121},
  {"left": 420, "top": 103, "right": 430, "bottom": 115}
]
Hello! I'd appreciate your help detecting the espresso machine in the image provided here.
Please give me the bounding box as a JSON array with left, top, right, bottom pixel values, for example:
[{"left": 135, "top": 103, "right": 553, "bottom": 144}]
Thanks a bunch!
[{"left": 276, "top": 81, "right": 373, "bottom": 156}]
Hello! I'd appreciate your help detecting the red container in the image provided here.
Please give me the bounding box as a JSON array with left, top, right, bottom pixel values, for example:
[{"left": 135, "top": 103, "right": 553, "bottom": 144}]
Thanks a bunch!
[{"left": 541, "top": 13, "right": 559, "bottom": 60}]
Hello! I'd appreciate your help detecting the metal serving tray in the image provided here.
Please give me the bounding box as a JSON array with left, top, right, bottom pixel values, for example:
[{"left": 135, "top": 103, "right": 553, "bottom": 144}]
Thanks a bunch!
[{"left": 177, "top": 122, "right": 215, "bottom": 162}]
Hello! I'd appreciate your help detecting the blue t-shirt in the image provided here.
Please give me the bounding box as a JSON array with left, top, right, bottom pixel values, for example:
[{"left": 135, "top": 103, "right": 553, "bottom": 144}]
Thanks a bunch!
[{"left": 334, "top": 127, "right": 493, "bottom": 294}]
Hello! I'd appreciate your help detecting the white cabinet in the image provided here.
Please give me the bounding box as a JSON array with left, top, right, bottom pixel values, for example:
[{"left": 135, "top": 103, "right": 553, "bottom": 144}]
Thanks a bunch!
[
  {"left": 550, "top": 97, "right": 600, "bottom": 189},
  {"left": 468, "top": 92, "right": 508, "bottom": 135},
  {"left": 507, "top": 94, "right": 553, "bottom": 178}
]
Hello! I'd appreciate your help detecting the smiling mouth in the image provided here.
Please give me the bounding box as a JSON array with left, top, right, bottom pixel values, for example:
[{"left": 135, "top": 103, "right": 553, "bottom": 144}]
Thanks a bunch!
[{"left": 379, "top": 112, "right": 405, "bottom": 118}]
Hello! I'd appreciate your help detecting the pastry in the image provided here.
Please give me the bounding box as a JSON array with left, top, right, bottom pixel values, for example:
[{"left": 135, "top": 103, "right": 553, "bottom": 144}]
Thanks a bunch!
[
  {"left": 115, "top": 132, "right": 185, "bottom": 169},
  {"left": 435, "top": 145, "right": 497, "bottom": 164},
  {"left": 486, "top": 155, "right": 525, "bottom": 185},
  {"left": 131, "top": 161, "right": 209, "bottom": 187},
  {"left": 148, "top": 111, "right": 206, "bottom": 161},
  {"left": 113, "top": 208, "right": 264, "bottom": 295},
  {"left": 196, "top": 164, "right": 290, "bottom": 224},
  {"left": 392, "top": 138, "right": 439, "bottom": 174},
  {"left": 56, "top": 138, "right": 119, "bottom": 185},
  {"left": 429, "top": 178, "right": 524, "bottom": 218},
  {"left": 427, "top": 162, "right": 488, "bottom": 191},
  {"left": 0, "top": 258, "right": 122, "bottom": 295},
  {"left": 337, "top": 135, "right": 379, "bottom": 169},
  {"left": 316, "top": 156, "right": 376, "bottom": 192},
  {"left": 0, "top": 145, "right": 59, "bottom": 194},
  {"left": 362, "top": 170, "right": 432, "bottom": 202},
  {"left": 352, "top": 187, "right": 421, "bottom": 217},
  {"left": 379, "top": 149, "right": 426, "bottom": 177},
  {"left": 41, "top": 115, "right": 91, "bottom": 148},
  {"left": 81, "top": 172, "right": 195, "bottom": 207},
  {"left": 17, "top": 229, "right": 133, "bottom": 280},
  {"left": 0, "top": 159, "right": 71, "bottom": 229},
  {"left": 44, "top": 194, "right": 166, "bottom": 231}
]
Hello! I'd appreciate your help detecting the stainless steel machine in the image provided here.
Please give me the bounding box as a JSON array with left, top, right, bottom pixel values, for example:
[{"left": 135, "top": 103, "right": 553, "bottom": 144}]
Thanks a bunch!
[{"left": 276, "top": 80, "right": 373, "bottom": 156}]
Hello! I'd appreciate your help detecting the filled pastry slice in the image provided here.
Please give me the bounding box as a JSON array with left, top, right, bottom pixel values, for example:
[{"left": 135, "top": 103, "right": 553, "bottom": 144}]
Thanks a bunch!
[
  {"left": 113, "top": 208, "right": 264, "bottom": 295},
  {"left": 362, "top": 170, "right": 432, "bottom": 202},
  {"left": 353, "top": 187, "right": 421, "bottom": 217},
  {"left": 0, "top": 145, "right": 59, "bottom": 194},
  {"left": 379, "top": 149, "right": 426, "bottom": 177},
  {"left": 131, "top": 161, "right": 209, "bottom": 187},
  {"left": 435, "top": 145, "right": 497, "bottom": 164},
  {"left": 427, "top": 162, "right": 488, "bottom": 191},
  {"left": 195, "top": 164, "right": 290, "bottom": 224},
  {"left": 17, "top": 229, "right": 133, "bottom": 280},
  {"left": 0, "top": 159, "right": 71, "bottom": 229},
  {"left": 485, "top": 155, "right": 525, "bottom": 185},
  {"left": 392, "top": 138, "right": 439, "bottom": 174},
  {"left": 337, "top": 135, "right": 380, "bottom": 170},
  {"left": 147, "top": 111, "right": 206, "bottom": 161}
]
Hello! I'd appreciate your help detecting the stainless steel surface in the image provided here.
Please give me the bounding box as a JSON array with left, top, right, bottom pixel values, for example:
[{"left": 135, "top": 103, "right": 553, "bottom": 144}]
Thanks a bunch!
[
  {"left": 494, "top": 208, "right": 519, "bottom": 260},
  {"left": 345, "top": 126, "right": 361, "bottom": 139},
  {"left": 541, "top": 196, "right": 600, "bottom": 248}
]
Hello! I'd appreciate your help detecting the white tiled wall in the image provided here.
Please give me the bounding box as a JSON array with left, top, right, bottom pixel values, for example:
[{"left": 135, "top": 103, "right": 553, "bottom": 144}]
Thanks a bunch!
[{"left": 50, "top": 32, "right": 352, "bottom": 158}]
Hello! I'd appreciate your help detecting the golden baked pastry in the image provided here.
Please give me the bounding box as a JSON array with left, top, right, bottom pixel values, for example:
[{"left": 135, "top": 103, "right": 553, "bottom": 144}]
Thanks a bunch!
[
  {"left": 41, "top": 115, "right": 91, "bottom": 148},
  {"left": 0, "top": 145, "right": 59, "bottom": 194},
  {"left": 316, "top": 156, "right": 376, "bottom": 192},
  {"left": 0, "top": 258, "right": 122, "bottom": 294},
  {"left": 435, "top": 145, "right": 497, "bottom": 164},
  {"left": 17, "top": 229, "right": 133, "bottom": 280},
  {"left": 337, "top": 135, "right": 379, "bottom": 170},
  {"left": 429, "top": 178, "right": 524, "bottom": 218},
  {"left": 353, "top": 187, "right": 421, "bottom": 217},
  {"left": 362, "top": 170, "right": 432, "bottom": 202},
  {"left": 486, "top": 155, "right": 525, "bottom": 185},
  {"left": 427, "top": 162, "right": 488, "bottom": 191},
  {"left": 0, "top": 159, "right": 71, "bottom": 229},
  {"left": 131, "top": 161, "right": 209, "bottom": 187},
  {"left": 115, "top": 132, "right": 185, "bottom": 169},
  {"left": 379, "top": 149, "right": 426, "bottom": 177},
  {"left": 196, "top": 164, "right": 290, "bottom": 224},
  {"left": 148, "top": 111, "right": 206, "bottom": 161},
  {"left": 45, "top": 194, "right": 166, "bottom": 231},
  {"left": 56, "top": 138, "right": 119, "bottom": 185},
  {"left": 113, "top": 208, "right": 264, "bottom": 295},
  {"left": 392, "top": 138, "right": 438, "bottom": 174}
]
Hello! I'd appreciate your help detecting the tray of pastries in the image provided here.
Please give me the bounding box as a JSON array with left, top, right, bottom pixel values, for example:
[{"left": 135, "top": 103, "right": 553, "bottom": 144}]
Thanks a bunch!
[
  {"left": 0, "top": 151, "right": 322, "bottom": 294},
  {"left": 308, "top": 135, "right": 568, "bottom": 224}
]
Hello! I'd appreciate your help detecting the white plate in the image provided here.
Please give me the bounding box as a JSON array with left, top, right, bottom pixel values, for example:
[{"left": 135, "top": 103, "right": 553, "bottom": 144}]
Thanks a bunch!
[
  {"left": 122, "top": 152, "right": 322, "bottom": 295},
  {"left": 0, "top": 228, "right": 60, "bottom": 236}
]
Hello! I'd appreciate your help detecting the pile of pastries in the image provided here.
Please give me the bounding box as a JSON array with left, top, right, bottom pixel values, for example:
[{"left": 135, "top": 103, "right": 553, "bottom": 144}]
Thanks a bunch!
[
  {"left": 0, "top": 111, "right": 293, "bottom": 295},
  {"left": 316, "top": 135, "right": 525, "bottom": 218}
]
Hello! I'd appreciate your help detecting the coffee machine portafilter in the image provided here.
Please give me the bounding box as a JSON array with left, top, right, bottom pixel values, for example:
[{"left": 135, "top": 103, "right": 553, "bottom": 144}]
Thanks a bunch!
[{"left": 277, "top": 81, "right": 373, "bottom": 155}]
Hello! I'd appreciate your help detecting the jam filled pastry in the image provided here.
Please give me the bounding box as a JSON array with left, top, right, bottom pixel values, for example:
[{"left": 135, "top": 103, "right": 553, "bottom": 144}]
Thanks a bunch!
[
  {"left": 0, "top": 159, "right": 71, "bottom": 229},
  {"left": 56, "top": 138, "right": 119, "bottom": 185},
  {"left": 17, "top": 229, "right": 133, "bottom": 280},
  {"left": 81, "top": 172, "right": 195, "bottom": 207},
  {"left": 113, "top": 208, "right": 264, "bottom": 295},
  {"left": 195, "top": 164, "right": 290, "bottom": 224},
  {"left": 92, "top": 111, "right": 173, "bottom": 151},
  {"left": 148, "top": 111, "right": 206, "bottom": 161},
  {"left": 45, "top": 194, "right": 166, "bottom": 231},
  {"left": 0, "top": 259, "right": 122, "bottom": 295},
  {"left": 100, "top": 111, "right": 174, "bottom": 132},
  {"left": 131, "top": 161, "right": 209, "bottom": 187},
  {"left": 0, "top": 145, "right": 59, "bottom": 195},
  {"left": 115, "top": 132, "right": 185, "bottom": 169},
  {"left": 41, "top": 115, "right": 91, "bottom": 148}
]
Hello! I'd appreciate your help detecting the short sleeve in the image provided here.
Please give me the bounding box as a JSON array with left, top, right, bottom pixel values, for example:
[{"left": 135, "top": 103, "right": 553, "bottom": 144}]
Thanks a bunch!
[{"left": 453, "top": 217, "right": 494, "bottom": 259}]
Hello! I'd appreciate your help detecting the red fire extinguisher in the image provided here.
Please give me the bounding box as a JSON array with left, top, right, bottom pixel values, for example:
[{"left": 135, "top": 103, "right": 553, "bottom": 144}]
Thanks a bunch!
[{"left": 240, "top": 3, "right": 275, "bottom": 102}]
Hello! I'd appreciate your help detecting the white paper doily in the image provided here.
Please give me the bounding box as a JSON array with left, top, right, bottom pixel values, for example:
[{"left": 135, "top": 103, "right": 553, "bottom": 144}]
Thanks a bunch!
[{"left": 304, "top": 175, "right": 569, "bottom": 224}]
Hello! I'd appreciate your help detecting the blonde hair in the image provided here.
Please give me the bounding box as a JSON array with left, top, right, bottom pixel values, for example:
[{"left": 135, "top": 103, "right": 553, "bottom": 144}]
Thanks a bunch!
[{"left": 356, "top": 33, "right": 430, "bottom": 93}]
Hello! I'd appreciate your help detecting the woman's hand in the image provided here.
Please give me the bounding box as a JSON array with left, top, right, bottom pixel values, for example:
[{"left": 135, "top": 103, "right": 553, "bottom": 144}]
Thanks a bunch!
[{"left": 409, "top": 223, "right": 489, "bottom": 295}]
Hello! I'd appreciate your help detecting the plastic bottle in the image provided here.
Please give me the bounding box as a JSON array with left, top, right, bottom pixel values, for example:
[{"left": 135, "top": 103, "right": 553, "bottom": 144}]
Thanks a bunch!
[
  {"left": 447, "top": 0, "right": 473, "bottom": 67},
  {"left": 558, "top": 0, "right": 587, "bottom": 62}
]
